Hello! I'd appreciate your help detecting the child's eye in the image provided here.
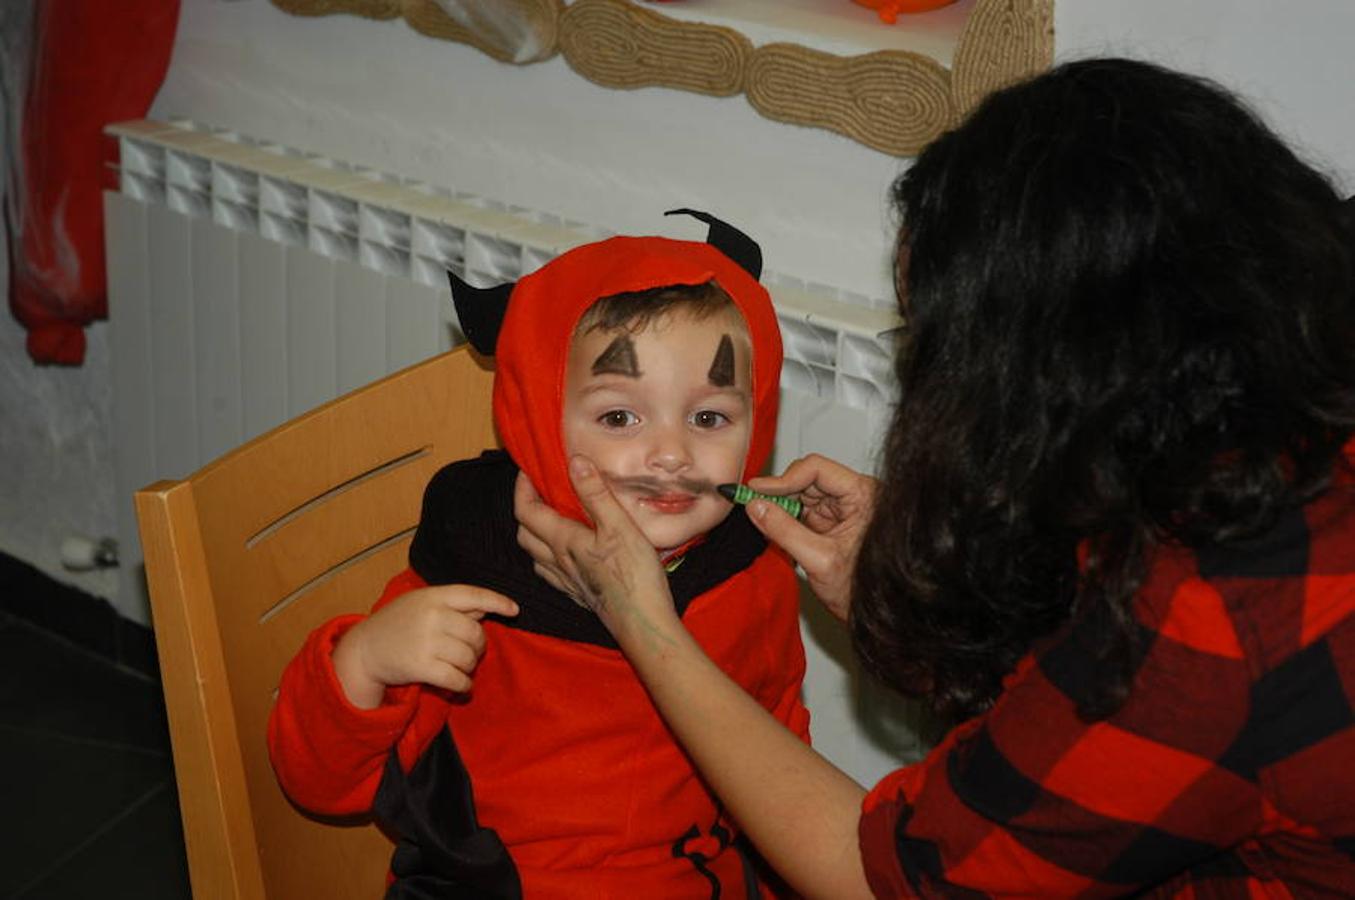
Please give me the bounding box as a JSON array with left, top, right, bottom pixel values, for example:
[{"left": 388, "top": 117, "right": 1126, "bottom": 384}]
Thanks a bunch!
[
  {"left": 690, "top": 410, "right": 730, "bottom": 429},
  {"left": 599, "top": 409, "right": 638, "bottom": 428}
]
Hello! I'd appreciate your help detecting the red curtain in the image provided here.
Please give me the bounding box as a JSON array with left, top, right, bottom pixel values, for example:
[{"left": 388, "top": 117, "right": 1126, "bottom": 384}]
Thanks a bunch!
[{"left": 6, "top": 0, "right": 180, "bottom": 365}]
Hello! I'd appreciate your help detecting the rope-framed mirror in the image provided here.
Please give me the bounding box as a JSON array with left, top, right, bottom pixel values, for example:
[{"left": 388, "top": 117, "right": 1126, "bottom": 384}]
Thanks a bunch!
[{"left": 270, "top": 0, "right": 1054, "bottom": 157}]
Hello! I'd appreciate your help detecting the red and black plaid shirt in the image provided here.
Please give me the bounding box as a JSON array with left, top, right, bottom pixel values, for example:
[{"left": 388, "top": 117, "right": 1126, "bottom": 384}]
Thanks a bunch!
[{"left": 860, "top": 446, "right": 1355, "bottom": 898}]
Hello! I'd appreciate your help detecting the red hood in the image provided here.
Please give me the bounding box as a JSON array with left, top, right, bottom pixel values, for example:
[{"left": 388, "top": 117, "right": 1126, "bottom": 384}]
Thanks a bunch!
[{"left": 493, "top": 236, "right": 782, "bottom": 525}]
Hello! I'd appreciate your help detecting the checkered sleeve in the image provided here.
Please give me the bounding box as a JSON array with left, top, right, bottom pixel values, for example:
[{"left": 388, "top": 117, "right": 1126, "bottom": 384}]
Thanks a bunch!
[{"left": 859, "top": 474, "right": 1355, "bottom": 898}]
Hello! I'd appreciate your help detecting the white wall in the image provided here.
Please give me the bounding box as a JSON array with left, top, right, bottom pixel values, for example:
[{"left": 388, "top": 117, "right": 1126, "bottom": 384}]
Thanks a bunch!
[
  {"left": 0, "top": 254, "right": 119, "bottom": 602},
  {"left": 3, "top": 0, "right": 1354, "bottom": 787},
  {"left": 1056, "top": 1, "right": 1355, "bottom": 191}
]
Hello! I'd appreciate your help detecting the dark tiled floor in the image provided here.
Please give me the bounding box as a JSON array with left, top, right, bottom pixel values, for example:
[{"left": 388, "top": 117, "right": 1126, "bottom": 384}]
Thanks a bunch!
[{"left": 0, "top": 554, "right": 190, "bottom": 900}]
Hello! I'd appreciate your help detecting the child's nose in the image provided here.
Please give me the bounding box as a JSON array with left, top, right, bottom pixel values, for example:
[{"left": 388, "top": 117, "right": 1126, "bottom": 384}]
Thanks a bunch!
[{"left": 647, "top": 425, "right": 692, "bottom": 474}]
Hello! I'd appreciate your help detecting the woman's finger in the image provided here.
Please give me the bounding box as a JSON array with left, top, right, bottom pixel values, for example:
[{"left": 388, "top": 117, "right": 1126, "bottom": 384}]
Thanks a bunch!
[
  {"left": 567, "top": 455, "right": 638, "bottom": 535},
  {"left": 515, "top": 520, "right": 554, "bottom": 564},
  {"left": 513, "top": 470, "right": 543, "bottom": 513},
  {"left": 514, "top": 469, "right": 587, "bottom": 553},
  {"left": 532, "top": 561, "right": 578, "bottom": 600},
  {"left": 513, "top": 469, "right": 607, "bottom": 603},
  {"left": 513, "top": 471, "right": 563, "bottom": 544},
  {"left": 746, "top": 499, "right": 833, "bottom": 575}
]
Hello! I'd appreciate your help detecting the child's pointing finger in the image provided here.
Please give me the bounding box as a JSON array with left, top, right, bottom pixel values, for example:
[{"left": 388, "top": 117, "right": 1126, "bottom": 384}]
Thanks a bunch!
[{"left": 427, "top": 584, "right": 519, "bottom": 619}]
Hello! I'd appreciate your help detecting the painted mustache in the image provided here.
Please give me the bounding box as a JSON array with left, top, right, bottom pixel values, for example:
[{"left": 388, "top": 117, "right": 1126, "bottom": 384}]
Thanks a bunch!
[{"left": 604, "top": 474, "right": 717, "bottom": 497}]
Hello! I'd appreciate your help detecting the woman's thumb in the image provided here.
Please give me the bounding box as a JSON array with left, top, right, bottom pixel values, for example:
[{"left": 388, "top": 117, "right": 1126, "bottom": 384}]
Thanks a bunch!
[
  {"left": 746, "top": 498, "right": 817, "bottom": 566},
  {"left": 569, "top": 455, "right": 625, "bottom": 527}
]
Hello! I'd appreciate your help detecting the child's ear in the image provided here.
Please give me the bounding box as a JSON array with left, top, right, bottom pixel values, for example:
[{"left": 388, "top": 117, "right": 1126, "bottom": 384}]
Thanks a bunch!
[
  {"left": 448, "top": 270, "right": 514, "bottom": 356},
  {"left": 664, "top": 208, "right": 762, "bottom": 281}
]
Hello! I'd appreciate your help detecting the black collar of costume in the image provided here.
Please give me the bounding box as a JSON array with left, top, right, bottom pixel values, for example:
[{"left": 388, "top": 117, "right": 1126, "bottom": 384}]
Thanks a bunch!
[{"left": 408, "top": 451, "right": 768, "bottom": 649}]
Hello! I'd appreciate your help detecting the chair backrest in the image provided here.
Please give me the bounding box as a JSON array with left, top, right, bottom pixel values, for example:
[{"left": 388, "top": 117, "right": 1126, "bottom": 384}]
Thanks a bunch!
[{"left": 135, "top": 346, "right": 498, "bottom": 900}]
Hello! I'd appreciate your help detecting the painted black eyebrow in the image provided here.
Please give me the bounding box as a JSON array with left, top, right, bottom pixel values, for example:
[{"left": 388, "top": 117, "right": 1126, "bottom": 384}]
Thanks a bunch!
[
  {"left": 592, "top": 335, "right": 641, "bottom": 377},
  {"left": 707, "top": 333, "right": 736, "bottom": 387}
]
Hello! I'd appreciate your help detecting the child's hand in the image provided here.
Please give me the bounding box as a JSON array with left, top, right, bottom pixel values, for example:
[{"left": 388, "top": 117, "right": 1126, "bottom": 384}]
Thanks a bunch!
[{"left": 332, "top": 585, "right": 518, "bottom": 709}]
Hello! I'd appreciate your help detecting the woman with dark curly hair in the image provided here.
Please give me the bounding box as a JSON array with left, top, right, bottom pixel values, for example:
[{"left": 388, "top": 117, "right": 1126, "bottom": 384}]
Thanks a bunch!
[{"left": 516, "top": 58, "right": 1355, "bottom": 896}]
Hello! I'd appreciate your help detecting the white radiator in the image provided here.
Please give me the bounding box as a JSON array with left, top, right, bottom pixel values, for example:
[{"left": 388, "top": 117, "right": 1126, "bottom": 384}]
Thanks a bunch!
[{"left": 104, "top": 119, "right": 922, "bottom": 780}]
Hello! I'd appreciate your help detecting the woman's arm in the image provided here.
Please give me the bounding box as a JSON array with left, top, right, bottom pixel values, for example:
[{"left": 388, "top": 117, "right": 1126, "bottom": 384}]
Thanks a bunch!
[
  {"left": 611, "top": 601, "right": 872, "bottom": 899},
  {"left": 515, "top": 458, "right": 874, "bottom": 899}
]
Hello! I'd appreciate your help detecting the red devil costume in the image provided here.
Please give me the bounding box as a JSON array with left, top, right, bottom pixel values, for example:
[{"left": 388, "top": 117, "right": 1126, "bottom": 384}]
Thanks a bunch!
[{"left": 268, "top": 211, "right": 810, "bottom": 898}]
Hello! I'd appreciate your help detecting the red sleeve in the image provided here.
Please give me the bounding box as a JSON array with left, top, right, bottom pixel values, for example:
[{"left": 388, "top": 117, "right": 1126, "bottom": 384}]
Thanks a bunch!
[
  {"left": 856, "top": 547, "right": 1275, "bottom": 898},
  {"left": 266, "top": 568, "right": 435, "bottom": 815}
]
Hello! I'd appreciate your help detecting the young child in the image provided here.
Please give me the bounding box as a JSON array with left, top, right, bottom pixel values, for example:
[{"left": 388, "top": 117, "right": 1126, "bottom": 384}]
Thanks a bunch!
[{"left": 267, "top": 212, "right": 810, "bottom": 898}]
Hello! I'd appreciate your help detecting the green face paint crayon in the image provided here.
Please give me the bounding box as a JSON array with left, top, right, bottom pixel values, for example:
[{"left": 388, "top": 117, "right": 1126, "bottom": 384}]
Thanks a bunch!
[{"left": 716, "top": 483, "right": 803, "bottom": 519}]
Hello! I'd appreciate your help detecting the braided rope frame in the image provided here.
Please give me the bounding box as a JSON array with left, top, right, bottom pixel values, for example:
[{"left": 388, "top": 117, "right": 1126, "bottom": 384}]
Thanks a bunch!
[{"left": 270, "top": 0, "right": 1054, "bottom": 157}]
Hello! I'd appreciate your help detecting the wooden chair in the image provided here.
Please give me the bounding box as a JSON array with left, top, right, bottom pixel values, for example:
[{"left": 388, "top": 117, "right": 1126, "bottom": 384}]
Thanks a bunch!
[{"left": 135, "top": 346, "right": 498, "bottom": 899}]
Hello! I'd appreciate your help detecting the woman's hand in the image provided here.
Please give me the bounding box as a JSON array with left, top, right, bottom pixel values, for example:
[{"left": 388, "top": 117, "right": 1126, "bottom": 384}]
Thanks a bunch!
[
  {"left": 331, "top": 585, "right": 518, "bottom": 709},
  {"left": 745, "top": 454, "right": 878, "bottom": 621},
  {"left": 514, "top": 457, "right": 678, "bottom": 643}
]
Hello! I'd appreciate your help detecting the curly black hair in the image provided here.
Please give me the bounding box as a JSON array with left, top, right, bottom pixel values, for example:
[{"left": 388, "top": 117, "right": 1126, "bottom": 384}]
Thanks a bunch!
[{"left": 852, "top": 58, "right": 1355, "bottom": 724}]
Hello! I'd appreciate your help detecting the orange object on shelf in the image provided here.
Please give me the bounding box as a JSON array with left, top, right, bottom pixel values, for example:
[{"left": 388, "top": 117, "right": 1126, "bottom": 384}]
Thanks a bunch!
[{"left": 853, "top": 0, "right": 959, "bottom": 24}]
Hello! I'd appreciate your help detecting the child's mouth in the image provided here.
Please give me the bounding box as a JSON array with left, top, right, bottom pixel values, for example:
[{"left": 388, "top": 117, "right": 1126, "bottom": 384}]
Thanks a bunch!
[
  {"left": 606, "top": 474, "right": 713, "bottom": 515},
  {"left": 639, "top": 493, "right": 698, "bottom": 514}
]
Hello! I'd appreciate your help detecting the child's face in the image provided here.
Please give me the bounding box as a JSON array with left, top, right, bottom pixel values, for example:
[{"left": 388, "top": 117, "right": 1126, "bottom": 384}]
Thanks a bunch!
[{"left": 562, "top": 307, "right": 754, "bottom": 556}]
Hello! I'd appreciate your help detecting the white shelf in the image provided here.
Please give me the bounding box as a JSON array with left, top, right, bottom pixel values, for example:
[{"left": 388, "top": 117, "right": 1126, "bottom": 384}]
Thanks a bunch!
[{"left": 640, "top": 0, "right": 975, "bottom": 64}]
